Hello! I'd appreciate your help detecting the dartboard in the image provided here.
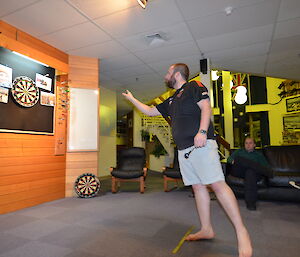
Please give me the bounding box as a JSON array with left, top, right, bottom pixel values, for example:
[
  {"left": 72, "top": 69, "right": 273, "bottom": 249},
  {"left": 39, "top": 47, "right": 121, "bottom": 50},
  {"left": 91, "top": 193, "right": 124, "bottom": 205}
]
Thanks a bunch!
[
  {"left": 74, "top": 173, "right": 100, "bottom": 198},
  {"left": 11, "top": 76, "right": 39, "bottom": 107}
]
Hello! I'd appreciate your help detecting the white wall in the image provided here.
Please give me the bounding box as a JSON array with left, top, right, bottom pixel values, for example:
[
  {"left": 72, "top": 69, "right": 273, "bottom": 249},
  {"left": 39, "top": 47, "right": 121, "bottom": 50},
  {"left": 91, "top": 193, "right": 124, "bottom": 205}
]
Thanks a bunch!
[{"left": 98, "top": 87, "right": 117, "bottom": 177}]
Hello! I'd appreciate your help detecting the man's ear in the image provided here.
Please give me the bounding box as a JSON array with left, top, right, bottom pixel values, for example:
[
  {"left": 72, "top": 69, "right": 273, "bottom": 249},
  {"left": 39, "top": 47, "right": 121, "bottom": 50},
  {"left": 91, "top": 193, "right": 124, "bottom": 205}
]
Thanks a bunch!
[{"left": 174, "top": 71, "right": 180, "bottom": 79}]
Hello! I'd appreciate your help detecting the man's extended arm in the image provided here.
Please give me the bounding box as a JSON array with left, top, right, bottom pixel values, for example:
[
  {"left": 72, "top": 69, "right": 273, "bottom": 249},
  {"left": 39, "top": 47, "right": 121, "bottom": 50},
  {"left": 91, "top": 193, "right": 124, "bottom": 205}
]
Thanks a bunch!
[{"left": 122, "top": 90, "right": 161, "bottom": 116}]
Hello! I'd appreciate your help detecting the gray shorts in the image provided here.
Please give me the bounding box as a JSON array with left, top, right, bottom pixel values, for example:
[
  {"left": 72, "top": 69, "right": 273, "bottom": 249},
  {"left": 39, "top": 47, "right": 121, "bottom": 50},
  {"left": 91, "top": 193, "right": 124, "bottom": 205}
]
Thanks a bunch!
[{"left": 178, "top": 140, "right": 225, "bottom": 186}]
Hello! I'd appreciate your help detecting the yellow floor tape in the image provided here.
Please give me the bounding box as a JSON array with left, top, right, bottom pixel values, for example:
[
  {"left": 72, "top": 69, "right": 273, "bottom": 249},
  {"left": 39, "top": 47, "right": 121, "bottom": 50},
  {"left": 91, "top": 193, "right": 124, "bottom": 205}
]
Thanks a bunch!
[{"left": 172, "top": 226, "right": 194, "bottom": 254}]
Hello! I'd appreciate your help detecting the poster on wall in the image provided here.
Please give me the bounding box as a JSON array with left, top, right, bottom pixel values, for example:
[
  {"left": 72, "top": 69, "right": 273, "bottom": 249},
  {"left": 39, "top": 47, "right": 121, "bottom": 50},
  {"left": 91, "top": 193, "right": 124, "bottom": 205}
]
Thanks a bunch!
[
  {"left": 40, "top": 91, "right": 55, "bottom": 107},
  {"left": 283, "top": 114, "right": 300, "bottom": 130},
  {"left": 0, "top": 64, "right": 12, "bottom": 88},
  {"left": 286, "top": 96, "right": 300, "bottom": 113},
  {"left": 36, "top": 73, "right": 52, "bottom": 91},
  {"left": 0, "top": 87, "right": 9, "bottom": 103}
]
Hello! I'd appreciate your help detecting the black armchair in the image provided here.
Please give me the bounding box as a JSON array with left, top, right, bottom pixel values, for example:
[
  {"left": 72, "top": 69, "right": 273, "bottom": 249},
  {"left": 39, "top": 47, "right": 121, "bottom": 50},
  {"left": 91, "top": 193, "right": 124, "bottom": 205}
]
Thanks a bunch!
[
  {"left": 162, "top": 149, "right": 182, "bottom": 192},
  {"left": 110, "top": 147, "right": 147, "bottom": 193}
]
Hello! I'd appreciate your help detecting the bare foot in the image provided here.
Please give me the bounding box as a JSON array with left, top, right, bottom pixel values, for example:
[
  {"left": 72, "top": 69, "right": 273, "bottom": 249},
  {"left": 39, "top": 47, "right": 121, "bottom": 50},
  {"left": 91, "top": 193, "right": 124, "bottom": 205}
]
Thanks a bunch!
[
  {"left": 237, "top": 228, "right": 252, "bottom": 257},
  {"left": 185, "top": 228, "right": 215, "bottom": 241}
]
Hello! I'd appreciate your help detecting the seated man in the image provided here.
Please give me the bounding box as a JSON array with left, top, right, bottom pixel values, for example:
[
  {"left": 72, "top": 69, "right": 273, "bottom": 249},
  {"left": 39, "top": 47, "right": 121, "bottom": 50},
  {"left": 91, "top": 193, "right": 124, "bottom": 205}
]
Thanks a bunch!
[{"left": 227, "top": 137, "right": 273, "bottom": 211}]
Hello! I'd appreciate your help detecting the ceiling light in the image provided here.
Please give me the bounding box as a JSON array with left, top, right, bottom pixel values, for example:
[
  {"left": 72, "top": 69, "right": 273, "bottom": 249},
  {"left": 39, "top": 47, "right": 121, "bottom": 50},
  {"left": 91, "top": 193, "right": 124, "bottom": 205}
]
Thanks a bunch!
[
  {"left": 211, "top": 70, "right": 219, "bottom": 81},
  {"left": 137, "top": 0, "right": 148, "bottom": 9},
  {"left": 234, "top": 86, "right": 247, "bottom": 104}
]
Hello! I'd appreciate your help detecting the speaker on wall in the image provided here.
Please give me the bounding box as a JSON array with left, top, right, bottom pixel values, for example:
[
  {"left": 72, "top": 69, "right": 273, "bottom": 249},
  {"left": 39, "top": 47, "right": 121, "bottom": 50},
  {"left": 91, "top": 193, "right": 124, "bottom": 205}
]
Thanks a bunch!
[{"left": 200, "top": 59, "right": 208, "bottom": 74}]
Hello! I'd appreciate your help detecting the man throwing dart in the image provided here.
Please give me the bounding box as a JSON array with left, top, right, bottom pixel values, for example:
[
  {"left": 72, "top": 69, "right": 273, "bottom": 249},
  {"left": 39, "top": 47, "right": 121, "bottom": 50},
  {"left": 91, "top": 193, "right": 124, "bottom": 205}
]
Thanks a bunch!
[{"left": 123, "top": 63, "right": 252, "bottom": 257}]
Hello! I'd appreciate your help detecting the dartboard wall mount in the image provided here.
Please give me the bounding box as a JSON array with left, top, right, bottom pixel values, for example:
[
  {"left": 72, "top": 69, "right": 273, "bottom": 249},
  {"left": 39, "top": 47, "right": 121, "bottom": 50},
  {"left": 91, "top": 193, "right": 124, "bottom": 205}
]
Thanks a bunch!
[{"left": 11, "top": 76, "right": 39, "bottom": 107}]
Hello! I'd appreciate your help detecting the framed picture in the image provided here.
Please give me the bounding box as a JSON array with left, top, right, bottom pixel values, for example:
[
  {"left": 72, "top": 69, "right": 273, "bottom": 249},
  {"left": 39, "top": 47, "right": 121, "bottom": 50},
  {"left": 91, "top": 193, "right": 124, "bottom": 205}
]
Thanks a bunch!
[
  {"left": 0, "top": 64, "right": 12, "bottom": 88},
  {"left": 286, "top": 96, "right": 300, "bottom": 112},
  {"left": 36, "top": 73, "right": 52, "bottom": 91},
  {"left": 40, "top": 91, "right": 55, "bottom": 107},
  {"left": 0, "top": 87, "right": 9, "bottom": 103},
  {"left": 283, "top": 114, "right": 300, "bottom": 130}
]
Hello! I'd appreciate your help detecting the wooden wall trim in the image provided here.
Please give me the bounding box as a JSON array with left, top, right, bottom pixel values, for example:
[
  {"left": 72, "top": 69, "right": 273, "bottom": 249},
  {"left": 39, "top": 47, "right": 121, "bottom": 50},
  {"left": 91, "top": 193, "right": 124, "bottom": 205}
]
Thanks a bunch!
[
  {"left": 0, "top": 21, "right": 69, "bottom": 214},
  {"left": 0, "top": 34, "right": 68, "bottom": 72},
  {"left": 69, "top": 55, "right": 99, "bottom": 89},
  {"left": 66, "top": 55, "right": 99, "bottom": 196},
  {"left": 0, "top": 20, "right": 68, "bottom": 72}
]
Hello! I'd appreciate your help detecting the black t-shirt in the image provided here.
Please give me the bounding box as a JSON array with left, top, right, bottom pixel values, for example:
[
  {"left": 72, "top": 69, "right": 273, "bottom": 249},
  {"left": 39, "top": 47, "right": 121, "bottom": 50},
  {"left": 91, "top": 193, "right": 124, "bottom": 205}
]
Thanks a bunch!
[{"left": 156, "top": 81, "right": 215, "bottom": 150}]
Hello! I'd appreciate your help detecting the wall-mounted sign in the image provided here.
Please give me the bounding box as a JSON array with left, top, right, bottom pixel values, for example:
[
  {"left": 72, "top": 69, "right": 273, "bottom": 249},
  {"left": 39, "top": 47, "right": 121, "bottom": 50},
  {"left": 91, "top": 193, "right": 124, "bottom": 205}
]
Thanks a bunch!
[
  {"left": 286, "top": 96, "right": 300, "bottom": 113},
  {"left": 40, "top": 91, "right": 55, "bottom": 107},
  {"left": 0, "top": 87, "right": 9, "bottom": 103},
  {"left": 283, "top": 114, "right": 300, "bottom": 130},
  {"left": 0, "top": 64, "right": 12, "bottom": 88},
  {"left": 36, "top": 73, "right": 52, "bottom": 91}
]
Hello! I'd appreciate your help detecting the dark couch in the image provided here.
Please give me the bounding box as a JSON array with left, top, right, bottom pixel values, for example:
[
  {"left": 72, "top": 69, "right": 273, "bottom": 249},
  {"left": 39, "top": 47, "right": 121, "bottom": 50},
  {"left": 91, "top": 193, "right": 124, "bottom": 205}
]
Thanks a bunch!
[{"left": 226, "top": 145, "right": 300, "bottom": 202}]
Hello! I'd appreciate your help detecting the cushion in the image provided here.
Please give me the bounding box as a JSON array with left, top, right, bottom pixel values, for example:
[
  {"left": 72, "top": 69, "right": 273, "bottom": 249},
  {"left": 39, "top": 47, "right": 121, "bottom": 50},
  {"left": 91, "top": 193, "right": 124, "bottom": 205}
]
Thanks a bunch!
[{"left": 111, "top": 170, "right": 144, "bottom": 179}]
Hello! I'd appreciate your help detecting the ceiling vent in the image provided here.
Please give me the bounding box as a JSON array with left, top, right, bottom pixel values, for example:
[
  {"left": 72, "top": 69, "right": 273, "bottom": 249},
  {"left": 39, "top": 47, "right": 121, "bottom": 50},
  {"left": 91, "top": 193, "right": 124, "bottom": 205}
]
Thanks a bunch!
[{"left": 145, "top": 33, "right": 167, "bottom": 47}]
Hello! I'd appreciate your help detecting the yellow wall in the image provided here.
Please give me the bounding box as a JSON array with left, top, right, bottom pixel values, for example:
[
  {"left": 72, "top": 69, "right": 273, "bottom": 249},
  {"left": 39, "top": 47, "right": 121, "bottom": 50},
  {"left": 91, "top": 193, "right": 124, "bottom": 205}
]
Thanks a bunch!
[
  {"left": 266, "top": 77, "right": 286, "bottom": 145},
  {"left": 133, "top": 109, "right": 144, "bottom": 147},
  {"left": 98, "top": 87, "right": 117, "bottom": 177},
  {"left": 222, "top": 71, "right": 234, "bottom": 147}
]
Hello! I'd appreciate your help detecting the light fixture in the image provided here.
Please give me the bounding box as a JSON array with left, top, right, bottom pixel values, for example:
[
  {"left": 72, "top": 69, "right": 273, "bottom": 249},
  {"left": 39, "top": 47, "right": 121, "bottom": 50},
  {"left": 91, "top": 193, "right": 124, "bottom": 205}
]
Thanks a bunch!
[
  {"left": 211, "top": 70, "right": 219, "bottom": 81},
  {"left": 12, "top": 51, "right": 49, "bottom": 67},
  {"left": 234, "top": 86, "right": 247, "bottom": 104},
  {"left": 137, "top": 0, "right": 148, "bottom": 9}
]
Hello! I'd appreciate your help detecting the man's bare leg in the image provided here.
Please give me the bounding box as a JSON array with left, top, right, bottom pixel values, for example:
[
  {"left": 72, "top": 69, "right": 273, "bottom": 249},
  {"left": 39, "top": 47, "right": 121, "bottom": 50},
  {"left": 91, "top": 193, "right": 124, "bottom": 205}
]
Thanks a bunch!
[
  {"left": 185, "top": 184, "right": 215, "bottom": 241},
  {"left": 210, "top": 181, "right": 252, "bottom": 257}
]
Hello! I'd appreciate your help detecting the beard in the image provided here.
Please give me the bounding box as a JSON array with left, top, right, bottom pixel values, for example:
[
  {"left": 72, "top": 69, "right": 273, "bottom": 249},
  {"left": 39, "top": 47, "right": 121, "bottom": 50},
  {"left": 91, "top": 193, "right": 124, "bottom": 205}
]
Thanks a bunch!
[{"left": 165, "top": 74, "right": 176, "bottom": 89}]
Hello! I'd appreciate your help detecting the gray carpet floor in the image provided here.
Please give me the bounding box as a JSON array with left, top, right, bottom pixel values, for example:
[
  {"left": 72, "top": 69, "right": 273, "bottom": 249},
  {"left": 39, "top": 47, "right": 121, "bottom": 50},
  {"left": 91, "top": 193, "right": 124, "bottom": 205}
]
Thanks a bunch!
[{"left": 1, "top": 171, "right": 300, "bottom": 257}]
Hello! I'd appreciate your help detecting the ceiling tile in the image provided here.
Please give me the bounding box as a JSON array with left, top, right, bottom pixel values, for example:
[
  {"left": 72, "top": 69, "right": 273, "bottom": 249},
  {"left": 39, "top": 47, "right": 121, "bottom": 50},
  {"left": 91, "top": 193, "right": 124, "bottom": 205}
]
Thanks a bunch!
[
  {"left": 270, "top": 35, "right": 300, "bottom": 53},
  {"left": 207, "top": 42, "right": 270, "bottom": 62},
  {"left": 101, "top": 65, "right": 155, "bottom": 80},
  {"left": 148, "top": 55, "right": 201, "bottom": 75},
  {"left": 40, "top": 21, "right": 111, "bottom": 51},
  {"left": 274, "top": 17, "right": 300, "bottom": 39},
  {"left": 267, "top": 49, "right": 300, "bottom": 68},
  {"left": 196, "top": 24, "right": 273, "bottom": 53},
  {"left": 0, "top": 0, "right": 39, "bottom": 17},
  {"left": 2, "top": 0, "right": 87, "bottom": 37},
  {"left": 68, "top": 0, "right": 137, "bottom": 19},
  {"left": 100, "top": 54, "right": 145, "bottom": 72},
  {"left": 187, "top": 0, "right": 280, "bottom": 39},
  {"left": 134, "top": 41, "right": 200, "bottom": 63},
  {"left": 213, "top": 55, "right": 267, "bottom": 75},
  {"left": 93, "top": 0, "right": 184, "bottom": 38},
  {"left": 100, "top": 79, "right": 124, "bottom": 91},
  {"left": 176, "top": 0, "right": 265, "bottom": 21},
  {"left": 265, "top": 65, "right": 300, "bottom": 80},
  {"left": 278, "top": 0, "right": 300, "bottom": 21},
  {"left": 121, "top": 73, "right": 162, "bottom": 86},
  {"left": 118, "top": 22, "right": 194, "bottom": 52},
  {"left": 67, "top": 40, "right": 130, "bottom": 58}
]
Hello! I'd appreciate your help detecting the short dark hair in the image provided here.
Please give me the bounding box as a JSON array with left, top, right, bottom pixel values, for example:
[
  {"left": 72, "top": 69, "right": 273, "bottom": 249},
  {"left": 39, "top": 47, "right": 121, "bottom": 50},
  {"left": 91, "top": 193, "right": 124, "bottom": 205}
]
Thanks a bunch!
[
  {"left": 245, "top": 137, "right": 256, "bottom": 144},
  {"left": 172, "top": 63, "right": 189, "bottom": 81}
]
